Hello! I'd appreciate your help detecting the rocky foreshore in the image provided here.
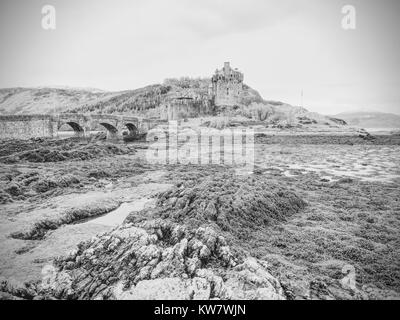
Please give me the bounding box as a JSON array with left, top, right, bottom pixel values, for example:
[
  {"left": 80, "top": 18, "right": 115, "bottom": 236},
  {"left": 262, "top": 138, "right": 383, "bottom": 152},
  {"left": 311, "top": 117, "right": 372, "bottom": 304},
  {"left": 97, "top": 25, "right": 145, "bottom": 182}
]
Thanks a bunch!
[{"left": 0, "top": 135, "right": 399, "bottom": 300}]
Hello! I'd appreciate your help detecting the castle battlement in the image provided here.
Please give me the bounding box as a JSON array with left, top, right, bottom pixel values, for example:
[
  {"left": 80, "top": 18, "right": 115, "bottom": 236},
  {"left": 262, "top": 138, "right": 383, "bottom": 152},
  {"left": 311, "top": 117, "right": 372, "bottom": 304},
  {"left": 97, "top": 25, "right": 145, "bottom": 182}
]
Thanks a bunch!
[{"left": 212, "top": 62, "right": 244, "bottom": 83}]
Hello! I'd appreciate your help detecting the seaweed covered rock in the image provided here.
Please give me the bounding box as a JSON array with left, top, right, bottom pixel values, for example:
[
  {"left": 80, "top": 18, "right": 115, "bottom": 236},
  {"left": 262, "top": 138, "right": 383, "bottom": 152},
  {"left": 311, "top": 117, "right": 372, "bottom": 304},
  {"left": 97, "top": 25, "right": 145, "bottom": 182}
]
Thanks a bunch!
[
  {"left": 14, "top": 143, "right": 131, "bottom": 163},
  {"left": 0, "top": 190, "right": 13, "bottom": 204},
  {"left": 0, "top": 172, "right": 306, "bottom": 300},
  {"left": 45, "top": 219, "right": 285, "bottom": 300},
  {"left": 32, "top": 174, "right": 81, "bottom": 193},
  {"left": 0, "top": 182, "right": 25, "bottom": 202},
  {"left": 112, "top": 257, "right": 285, "bottom": 300},
  {"left": 0, "top": 172, "right": 81, "bottom": 202},
  {"left": 3, "top": 182, "right": 23, "bottom": 197},
  {"left": 127, "top": 173, "right": 307, "bottom": 239},
  {"left": 11, "top": 197, "right": 121, "bottom": 240},
  {"left": 0, "top": 138, "right": 134, "bottom": 164}
]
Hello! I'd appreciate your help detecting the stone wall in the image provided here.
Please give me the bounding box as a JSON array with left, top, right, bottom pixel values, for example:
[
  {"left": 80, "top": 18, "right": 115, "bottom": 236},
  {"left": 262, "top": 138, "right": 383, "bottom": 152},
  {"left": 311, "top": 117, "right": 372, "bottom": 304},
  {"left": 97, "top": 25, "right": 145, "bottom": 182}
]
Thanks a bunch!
[
  {"left": 211, "top": 62, "right": 244, "bottom": 107},
  {"left": 159, "top": 97, "right": 213, "bottom": 121},
  {"left": 0, "top": 115, "right": 56, "bottom": 139}
]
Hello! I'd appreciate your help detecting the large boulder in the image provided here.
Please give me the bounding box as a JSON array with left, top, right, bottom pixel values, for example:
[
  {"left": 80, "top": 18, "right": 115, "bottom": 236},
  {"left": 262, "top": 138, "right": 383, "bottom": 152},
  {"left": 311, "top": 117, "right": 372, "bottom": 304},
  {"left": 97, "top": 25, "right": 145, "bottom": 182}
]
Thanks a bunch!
[{"left": 42, "top": 220, "right": 285, "bottom": 300}]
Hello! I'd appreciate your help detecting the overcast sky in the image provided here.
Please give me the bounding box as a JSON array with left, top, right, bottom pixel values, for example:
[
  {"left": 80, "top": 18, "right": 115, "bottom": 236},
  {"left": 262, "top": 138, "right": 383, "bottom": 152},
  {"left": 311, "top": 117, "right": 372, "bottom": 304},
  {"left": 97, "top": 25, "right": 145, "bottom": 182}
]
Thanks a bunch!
[{"left": 0, "top": 0, "right": 399, "bottom": 115}]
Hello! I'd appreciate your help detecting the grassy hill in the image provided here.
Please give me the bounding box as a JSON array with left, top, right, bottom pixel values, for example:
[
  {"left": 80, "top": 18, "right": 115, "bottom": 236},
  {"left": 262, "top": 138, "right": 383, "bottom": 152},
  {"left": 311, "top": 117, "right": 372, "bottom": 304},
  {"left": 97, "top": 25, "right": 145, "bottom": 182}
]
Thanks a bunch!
[
  {"left": 67, "top": 78, "right": 214, "bottom": 117},
  {"left": 0, "top": 87, "right": 118, "bottom": 115},
  {"left": 0, "top": 79, "right": 347, "bottom": 129}
]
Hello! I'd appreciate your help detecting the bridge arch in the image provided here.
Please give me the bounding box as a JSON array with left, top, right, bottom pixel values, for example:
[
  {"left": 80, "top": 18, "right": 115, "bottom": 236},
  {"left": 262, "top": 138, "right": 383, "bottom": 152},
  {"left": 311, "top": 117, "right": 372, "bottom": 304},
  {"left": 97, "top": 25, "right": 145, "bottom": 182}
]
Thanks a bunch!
[
  {"left": 124, "top": 123, "right": 139, "bottom": 136},
  {"left": 58, "top": 121, "right": 85, "bottom": 137},
  {"left": 99, "top": 122, "right": 118, "bottom": 139}
]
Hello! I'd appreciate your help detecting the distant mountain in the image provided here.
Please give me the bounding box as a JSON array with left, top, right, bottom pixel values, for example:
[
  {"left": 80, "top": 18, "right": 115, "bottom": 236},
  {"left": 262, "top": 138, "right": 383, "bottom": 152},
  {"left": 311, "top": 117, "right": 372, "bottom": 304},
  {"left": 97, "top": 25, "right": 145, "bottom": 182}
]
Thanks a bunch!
[
  {"left": 334, "top": 111, "right": 400, "bottom": 129},
  {"left": 0, "top": 87, "right": 116, "bottom": 115},
  {"left": 0, "top": 80, "right": 347, "bottom": 129}
]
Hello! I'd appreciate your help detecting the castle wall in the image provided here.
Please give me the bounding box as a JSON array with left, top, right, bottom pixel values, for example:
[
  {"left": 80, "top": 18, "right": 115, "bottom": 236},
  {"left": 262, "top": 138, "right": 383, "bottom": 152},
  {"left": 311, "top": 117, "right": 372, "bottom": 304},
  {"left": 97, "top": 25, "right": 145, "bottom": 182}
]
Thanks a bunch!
[
  {"left": 161, "top": 98, "right": 212, "bottom": 121},
  {"left": 213, "top": 80, "right": 242, "bottom": 106},
  {"left": 211, "top": 62, "right": 243, "bottom": 107}
]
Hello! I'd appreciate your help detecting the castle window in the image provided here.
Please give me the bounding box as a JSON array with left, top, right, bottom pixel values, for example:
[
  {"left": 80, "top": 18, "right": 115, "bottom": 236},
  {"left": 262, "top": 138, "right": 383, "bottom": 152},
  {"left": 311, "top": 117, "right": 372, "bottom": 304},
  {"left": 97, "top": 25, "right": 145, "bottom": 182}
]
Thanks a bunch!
[{"left": 226, "top": 88, "right": 229, "bottom": 95}]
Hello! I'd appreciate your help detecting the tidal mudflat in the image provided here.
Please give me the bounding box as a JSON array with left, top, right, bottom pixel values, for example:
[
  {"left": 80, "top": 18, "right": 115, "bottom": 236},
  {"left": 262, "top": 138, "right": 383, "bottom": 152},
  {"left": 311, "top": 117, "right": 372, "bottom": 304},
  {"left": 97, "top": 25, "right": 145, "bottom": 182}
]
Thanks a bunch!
[{"left": 0, "top": 135, "right": 399, "bottom": 300}]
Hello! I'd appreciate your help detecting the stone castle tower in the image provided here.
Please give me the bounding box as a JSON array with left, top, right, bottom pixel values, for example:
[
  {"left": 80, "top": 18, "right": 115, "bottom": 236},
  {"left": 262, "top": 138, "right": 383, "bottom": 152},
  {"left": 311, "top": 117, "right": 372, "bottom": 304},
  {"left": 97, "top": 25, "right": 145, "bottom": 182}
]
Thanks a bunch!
[{"left": 210, "top": 62, "right": 244, "bottom": 107}]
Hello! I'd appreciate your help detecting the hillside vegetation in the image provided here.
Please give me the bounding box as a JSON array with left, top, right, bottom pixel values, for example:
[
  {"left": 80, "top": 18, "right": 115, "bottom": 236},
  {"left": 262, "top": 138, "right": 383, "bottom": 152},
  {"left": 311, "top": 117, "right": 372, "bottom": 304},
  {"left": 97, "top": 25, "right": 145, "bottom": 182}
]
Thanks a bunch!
[{"left": 69, "top": 78, "right": 212, "bottom": 117}]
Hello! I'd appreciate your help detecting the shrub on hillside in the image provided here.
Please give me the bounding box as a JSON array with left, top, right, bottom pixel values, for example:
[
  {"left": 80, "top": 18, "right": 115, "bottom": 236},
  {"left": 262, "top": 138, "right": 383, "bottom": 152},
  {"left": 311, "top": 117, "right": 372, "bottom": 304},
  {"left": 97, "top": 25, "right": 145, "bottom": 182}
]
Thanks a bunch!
[
  {"left": 207, "top": 117, "right": 231, "bottom": 129},
  {"left": 237, "top": 103, "right": 274, "bottom": 121}
]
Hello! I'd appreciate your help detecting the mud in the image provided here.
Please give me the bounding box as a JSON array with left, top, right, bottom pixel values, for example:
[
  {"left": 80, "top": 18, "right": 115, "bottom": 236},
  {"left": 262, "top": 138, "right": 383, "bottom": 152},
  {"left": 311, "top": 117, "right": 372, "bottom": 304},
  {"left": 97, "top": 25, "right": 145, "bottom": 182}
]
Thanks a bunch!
[{"left": 255, "top": 133, "right": 400, "bottom": 145}]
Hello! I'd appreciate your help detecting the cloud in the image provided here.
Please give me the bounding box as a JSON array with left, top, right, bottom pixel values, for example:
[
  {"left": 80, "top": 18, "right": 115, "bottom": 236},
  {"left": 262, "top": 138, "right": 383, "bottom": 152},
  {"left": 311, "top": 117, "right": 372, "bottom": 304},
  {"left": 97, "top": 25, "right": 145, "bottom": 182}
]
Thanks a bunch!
[
  {"left": 143, "top": 0, "right": 305, "bottom": 39},
  {"left": 0, "top": 0, "right": 399, "bottom": 114}
]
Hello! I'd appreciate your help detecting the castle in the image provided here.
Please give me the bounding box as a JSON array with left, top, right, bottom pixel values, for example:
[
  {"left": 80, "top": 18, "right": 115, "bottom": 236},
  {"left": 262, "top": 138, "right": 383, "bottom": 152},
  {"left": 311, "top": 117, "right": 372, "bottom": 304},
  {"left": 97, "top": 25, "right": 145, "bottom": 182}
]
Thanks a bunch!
[
  {"left": 209, "top": 62, "right": 244, "bottom": 107},
  {"left": 163, "top": 62, "right": 244, "bottom": 120}
]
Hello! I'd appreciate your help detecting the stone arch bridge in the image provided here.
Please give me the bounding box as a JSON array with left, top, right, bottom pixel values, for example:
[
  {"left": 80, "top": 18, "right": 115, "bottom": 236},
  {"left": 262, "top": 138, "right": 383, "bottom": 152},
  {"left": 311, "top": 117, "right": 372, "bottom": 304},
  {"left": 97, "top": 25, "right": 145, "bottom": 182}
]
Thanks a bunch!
[{"left": 0, "top": 114, "right": 165, "bottom": 140}]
